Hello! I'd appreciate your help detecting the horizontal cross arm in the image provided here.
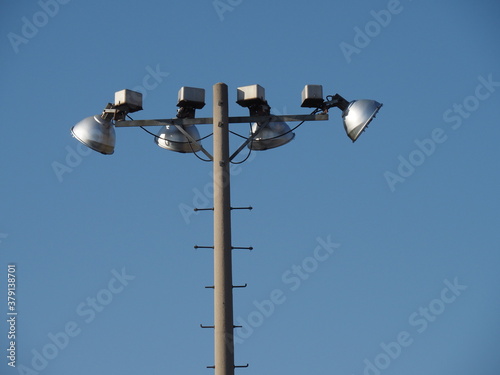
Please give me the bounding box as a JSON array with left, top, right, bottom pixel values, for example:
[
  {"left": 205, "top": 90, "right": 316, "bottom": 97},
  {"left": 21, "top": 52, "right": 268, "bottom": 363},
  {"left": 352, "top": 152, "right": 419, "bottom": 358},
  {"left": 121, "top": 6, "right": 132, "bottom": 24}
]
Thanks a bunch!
[{"left": 114, "top": 114, "right": 328, "bottom": 127}]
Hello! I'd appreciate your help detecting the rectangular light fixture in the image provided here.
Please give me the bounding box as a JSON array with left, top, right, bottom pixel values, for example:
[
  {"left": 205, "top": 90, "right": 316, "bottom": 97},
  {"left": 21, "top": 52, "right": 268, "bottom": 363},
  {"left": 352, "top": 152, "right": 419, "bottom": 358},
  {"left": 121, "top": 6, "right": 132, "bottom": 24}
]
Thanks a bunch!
[
  {"left": 236, "top": 84, "right": 266, "bottom": 107},
  {"left": 114, "top": 89, "right": 143, "bottom": 113},
  {"left": 178, "top": 87, "right": 206, "bottom": 109},
  {"left": 301, "top": 85, "right": 324, "bottom": 108}
]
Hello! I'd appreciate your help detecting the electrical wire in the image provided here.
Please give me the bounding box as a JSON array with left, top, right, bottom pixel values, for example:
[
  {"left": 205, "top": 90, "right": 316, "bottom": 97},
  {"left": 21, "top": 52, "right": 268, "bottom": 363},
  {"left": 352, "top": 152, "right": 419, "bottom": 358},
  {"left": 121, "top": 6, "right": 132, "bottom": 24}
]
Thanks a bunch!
[
  {"left": 139, "top": 124, "right": 212, "bottom": 144},
  {"left": 229, "top": 130, "right": 248, "bottom": 139},
  {"left": 129, "top": 114, "right": 213, "bottom": 143},
  {"left": 252, "top": 108, "right": 322, "bottom": 142},
  {"left": 127, "top": 115, "right": 213, "bottom": 162},
  {"left": 230, "top": 107, "right": 323, "bottom": 163},
  {"left": 187, "top": 139, "right": 212, "bottom": 162},
  {"left": 230, "top": 123, "right": 254, "bottom": 165},
  {"left": 127, "top": 106, "right": 323, "bottom": 165}
]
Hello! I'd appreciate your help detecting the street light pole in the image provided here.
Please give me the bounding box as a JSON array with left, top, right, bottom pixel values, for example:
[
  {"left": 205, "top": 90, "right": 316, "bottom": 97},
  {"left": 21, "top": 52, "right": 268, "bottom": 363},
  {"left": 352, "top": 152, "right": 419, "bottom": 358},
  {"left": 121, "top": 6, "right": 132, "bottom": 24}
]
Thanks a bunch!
[
  {"left": 70, "top": 81, "right": 382, "bottom": 375},
  {"left": 212, "top": 83, "right": 235, "bottom": 375}
]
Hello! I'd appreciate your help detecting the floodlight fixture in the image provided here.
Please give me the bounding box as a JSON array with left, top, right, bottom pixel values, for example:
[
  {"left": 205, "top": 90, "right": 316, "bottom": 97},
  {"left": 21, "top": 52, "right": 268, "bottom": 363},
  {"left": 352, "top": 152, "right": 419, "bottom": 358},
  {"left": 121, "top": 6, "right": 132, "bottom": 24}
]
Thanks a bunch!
[
  {"left": 301, "top": 85, "right": 383, "bottom": 142},
  {"left": 70, "top": 89, "right": 144, "bottom": 155},
  {"left": 248, "top": 121, "right": 295, "bottom": 150},
  {"left": 341, "top": 99, "right": 382, "bottom": 142},
  {"left": 69, "top": 82, "right": 384, "bottom": 375},
  {"left": 321, "top": 93, "right": 382, "bottom": 142},
  {"left": 155, "top": 87, "right": 205, "bottom": 153},
  {"left": 71, "top": 90, "right": 143, "bottom": 155},
  {"left": 155, "top": 125, "right": 202, "bottom": 153},
  {"left": 71, "top": 112, "right": 116, "bottom": 155},
  {"left": 237, "top": 84, "right": 295, "bottom": 150}
]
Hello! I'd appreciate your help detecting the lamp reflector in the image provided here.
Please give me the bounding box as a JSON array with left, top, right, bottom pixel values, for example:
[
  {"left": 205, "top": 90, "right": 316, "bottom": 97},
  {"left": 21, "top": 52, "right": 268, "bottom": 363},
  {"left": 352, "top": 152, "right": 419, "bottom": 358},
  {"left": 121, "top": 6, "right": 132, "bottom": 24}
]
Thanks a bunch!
[
  {"left": 155, "top": 125, "right": 202, "bottom": 153},
  {"left": 343, "top": 99, "right": 383, "bottom": 142},
  {"left": 71, "top": 115, "right": 115, "bottom": 155},
  {"left": 248, "top": 121, "right": 295, "bottom": 151}
]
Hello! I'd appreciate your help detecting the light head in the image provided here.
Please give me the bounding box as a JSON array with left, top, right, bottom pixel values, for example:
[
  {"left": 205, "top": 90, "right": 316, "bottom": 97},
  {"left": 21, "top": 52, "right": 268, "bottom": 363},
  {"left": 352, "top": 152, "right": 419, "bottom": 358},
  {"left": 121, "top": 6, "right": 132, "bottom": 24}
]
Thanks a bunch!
[
  {"left": 237, "top": 84, "right": 295, "bottom": 150},
  {"left": 155, "top": 124, "right": 202, "bottom": 153},
  {"left": 342, "top": 99, "right": 383, "bottom": 142},
  {"left": 301, "top": 85, "right": 383, "bottom": 142},
  {"left": 70, "top": 90, "right": 143, "bottom": 155},
  {"left": 71, "top": 112, "right": 116, "bottom": 155},
  {"left": 155, "top": 87, "right": 205, "bottom": 153}
]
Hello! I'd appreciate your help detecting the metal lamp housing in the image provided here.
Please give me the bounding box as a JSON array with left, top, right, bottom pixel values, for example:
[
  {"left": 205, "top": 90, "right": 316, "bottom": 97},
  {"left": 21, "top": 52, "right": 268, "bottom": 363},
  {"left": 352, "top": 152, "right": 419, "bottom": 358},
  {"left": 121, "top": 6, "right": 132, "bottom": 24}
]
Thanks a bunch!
[
  {"left": 155, "top": 124, "right": 202, "bottom": 153},
  {"left": 178, "top": 87, "right": 206, "bottom": 110},
  {"left": 301, "top": 84, "right": 324, "bottom": 108},
  {"left": 342, "top": 99, "right": 383, "bottom": 142},
  {"left": 248, "top": 120, "right": 295, "bottom": 150},
  {"left": 71, "top": 115, "right": 116, "bottom": 155},
  {"left": 236, "top": 84, "right": 266, "bottom": 107}
]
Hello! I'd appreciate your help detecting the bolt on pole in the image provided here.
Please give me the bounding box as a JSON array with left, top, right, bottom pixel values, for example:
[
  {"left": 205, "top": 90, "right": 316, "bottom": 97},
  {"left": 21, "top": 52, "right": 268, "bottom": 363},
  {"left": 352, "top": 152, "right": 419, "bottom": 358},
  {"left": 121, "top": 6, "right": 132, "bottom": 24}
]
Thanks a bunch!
[{"left": 212, "top": 82, "right": 235, "bottom": 375}]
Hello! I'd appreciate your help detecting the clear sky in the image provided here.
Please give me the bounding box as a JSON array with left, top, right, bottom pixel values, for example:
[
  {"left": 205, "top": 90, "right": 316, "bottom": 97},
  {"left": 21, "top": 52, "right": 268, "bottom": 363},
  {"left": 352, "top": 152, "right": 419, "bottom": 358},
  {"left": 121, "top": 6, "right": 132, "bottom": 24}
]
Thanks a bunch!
[{"left": 1, "top": 0, "right": 500, "bottom": 374}]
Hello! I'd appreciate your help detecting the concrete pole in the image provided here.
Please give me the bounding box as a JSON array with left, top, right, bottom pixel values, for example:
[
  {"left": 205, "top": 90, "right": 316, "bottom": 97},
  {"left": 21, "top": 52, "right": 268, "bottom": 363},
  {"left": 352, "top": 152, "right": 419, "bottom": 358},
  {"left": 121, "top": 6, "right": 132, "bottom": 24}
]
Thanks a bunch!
[{"left": 212, "top": 82, "right": 235, "bottom": 375}]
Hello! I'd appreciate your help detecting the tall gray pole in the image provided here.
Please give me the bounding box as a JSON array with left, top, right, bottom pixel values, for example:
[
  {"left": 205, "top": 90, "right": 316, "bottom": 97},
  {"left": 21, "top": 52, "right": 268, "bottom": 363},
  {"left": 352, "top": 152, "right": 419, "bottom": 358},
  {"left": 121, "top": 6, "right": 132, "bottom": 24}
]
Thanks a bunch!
[{"left": 212, "top": 82, "right": 235, "bottom": 375}]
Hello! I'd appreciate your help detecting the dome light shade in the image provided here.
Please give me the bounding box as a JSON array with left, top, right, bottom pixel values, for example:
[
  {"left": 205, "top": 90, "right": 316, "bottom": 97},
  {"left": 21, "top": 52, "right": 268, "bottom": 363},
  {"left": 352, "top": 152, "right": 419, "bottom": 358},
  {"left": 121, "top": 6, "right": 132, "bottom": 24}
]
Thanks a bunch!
[
  {"left": 155, "top": 124, "right": 202, "bottom": 153},
  {"left": 71, "top": 115, "right": 115, "bottom": 155},
  {"left": 343, "top": 99, "right": 383, "bottom": 142},
  {"left": 248, "top": 121, "right": 295, "bottom": 151}
]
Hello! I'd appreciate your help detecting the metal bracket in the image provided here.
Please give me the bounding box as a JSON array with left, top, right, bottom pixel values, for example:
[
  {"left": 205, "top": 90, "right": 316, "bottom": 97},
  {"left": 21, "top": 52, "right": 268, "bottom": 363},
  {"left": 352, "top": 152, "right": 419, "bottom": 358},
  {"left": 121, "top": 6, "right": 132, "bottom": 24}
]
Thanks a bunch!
[
  {"left": 194, "top": 206, "right": 251, "bottom": 211},
  {"left": 229, "top": 117, "right": 272, "bottom": 161},
  {"left": 102, "top": 104, "right": 127, "bottom": 121},
  {"left": 114, "top": 114, "right": 329, "bottom": 127},
  {"left": 205, "top": 284, "right": 246, "bottom": 289},
  {"left": 231, "top": 246, "right": 253, "bottom": 250},
  {"left": 174, "top": 124, "right": 214, "bottom": 161},
  {"left": 322, "top": 94, "right": 349, "bottom": 112},
  {"left": 206, "top": 284, "right": 247, "bottom": 289},
  {"left": 207, "top": 364, "right": 249, "bottom": 369}
]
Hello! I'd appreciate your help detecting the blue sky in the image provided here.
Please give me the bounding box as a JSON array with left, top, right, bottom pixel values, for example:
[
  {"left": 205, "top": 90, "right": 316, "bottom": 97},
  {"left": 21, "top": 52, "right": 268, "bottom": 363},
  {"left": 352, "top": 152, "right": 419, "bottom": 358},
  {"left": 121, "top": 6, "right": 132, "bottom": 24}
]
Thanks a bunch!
[{"left": 1, "top": 0, "right": 500, "bottom": 374}]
